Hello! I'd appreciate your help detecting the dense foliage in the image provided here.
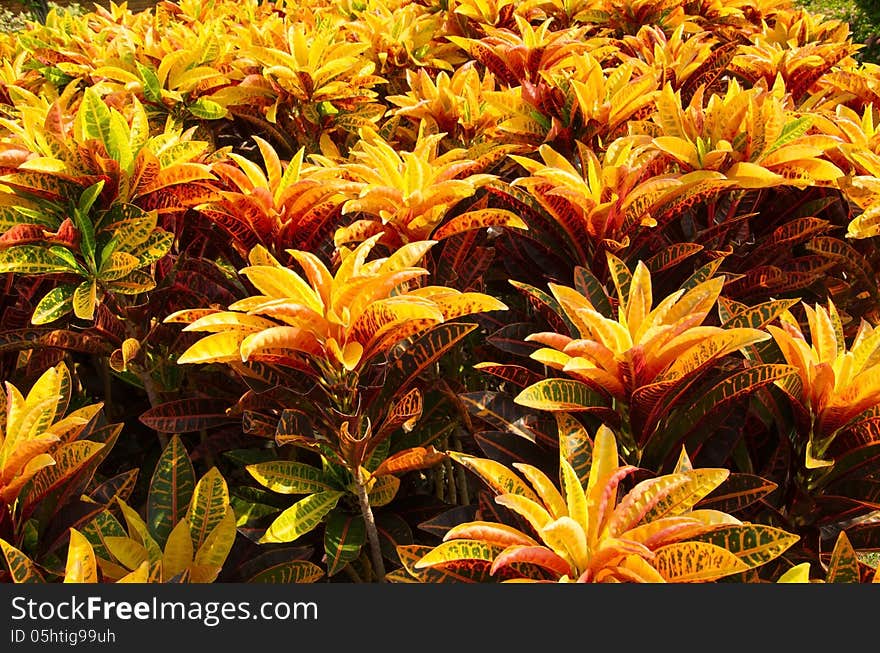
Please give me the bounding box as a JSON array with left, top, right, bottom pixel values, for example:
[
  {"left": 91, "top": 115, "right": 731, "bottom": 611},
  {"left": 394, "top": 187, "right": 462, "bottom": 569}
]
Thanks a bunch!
[{"left": 1, "top": 0, "right": 880, "bottom": 584}]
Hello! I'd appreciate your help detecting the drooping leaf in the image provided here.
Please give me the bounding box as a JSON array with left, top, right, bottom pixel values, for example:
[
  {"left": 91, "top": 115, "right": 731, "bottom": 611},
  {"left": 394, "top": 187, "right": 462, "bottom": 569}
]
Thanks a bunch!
[{"left": 448, "top": 452, "right": 540, "bottom": 502}]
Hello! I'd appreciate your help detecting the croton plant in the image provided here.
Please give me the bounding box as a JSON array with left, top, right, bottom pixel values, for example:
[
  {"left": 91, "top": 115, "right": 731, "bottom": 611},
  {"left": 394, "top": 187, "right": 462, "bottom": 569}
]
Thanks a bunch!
[{"left": 1, "top": 0, "right": 880, "bottom": 584}]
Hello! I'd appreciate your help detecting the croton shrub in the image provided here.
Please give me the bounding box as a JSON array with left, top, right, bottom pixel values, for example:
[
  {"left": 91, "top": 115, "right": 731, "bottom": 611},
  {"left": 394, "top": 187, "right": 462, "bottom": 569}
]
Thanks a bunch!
[{"left": 0, "top": 0, "right": 880, "bottom": 584}]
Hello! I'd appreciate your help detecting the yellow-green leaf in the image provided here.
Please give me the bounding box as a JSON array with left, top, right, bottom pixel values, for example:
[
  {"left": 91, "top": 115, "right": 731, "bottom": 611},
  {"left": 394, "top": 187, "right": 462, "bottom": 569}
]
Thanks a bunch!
[
  {"left": 259, "top": 490, "right": 344, "bottom": 544},
  {"left": 693, "top": 524, "right": 799, "bottom": 569},
  {"left": 515, "top": 379, "right": 609, "bottom": 412},
  {"left": 414, "top": 539, "right": 505, "bottom": 569},
  {"left": 185, "top": 467, "right": 230, "bottom": 551},
  {"left": 367, "top": 474, "right": 400, "bottom": 507},
  {"left": 246, "top": 461, "right": 331, "bottom": 494},
  {"left": 194, "top": 506, "right": 236, "bottom": 568}
]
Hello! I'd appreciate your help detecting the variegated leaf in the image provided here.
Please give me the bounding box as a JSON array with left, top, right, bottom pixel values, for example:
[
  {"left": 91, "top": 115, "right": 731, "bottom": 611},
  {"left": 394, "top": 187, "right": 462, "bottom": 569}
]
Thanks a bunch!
[
  {"left": 148, "top": 435, "right": 196, "bottom": 547},
  {"left": 246, "top": 461, "right": 332, "bottom": 494},
  {"left": 692, "top": 524, "right": 799, "bottom": 569},
  {"left": 259, "top": 490, "right": 344, "bottom": 544},
  {"left": 185, "top": 467, "right": 230, "bottom": 551},
  {"left": 324, "top": 511, "right": 366, "bottom": 576}
]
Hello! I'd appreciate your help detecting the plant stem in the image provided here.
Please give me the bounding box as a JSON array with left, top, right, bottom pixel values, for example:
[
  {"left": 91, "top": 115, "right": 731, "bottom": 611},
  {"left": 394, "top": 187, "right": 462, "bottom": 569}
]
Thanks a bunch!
[
  {"left": 135, "top": 364, "right": 169, "bottom": 450},
  {"left": 452, "top": 430, "right": 470, "bottom": 506},
  {"left": 354, "top": 471, "right": 386, "bottom": 583}
]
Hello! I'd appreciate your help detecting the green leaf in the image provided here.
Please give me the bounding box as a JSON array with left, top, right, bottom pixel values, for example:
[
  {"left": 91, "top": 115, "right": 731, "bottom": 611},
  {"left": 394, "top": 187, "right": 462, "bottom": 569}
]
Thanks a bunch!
[
  {"left": 188, "top": 98, "right": 227, "bottom": 120},
  {"left": 48, "top": 246, "right": 87, "bottom": 275},
  {"left": 77, "top": 180, "right": 105, "bottom": 217},
  {"left": 572, "top": 265, "right": 613, "bottom": 316},
  {"left": 108, "top": 109, "right": 134, "bottom": 173},
  {"left": 0, "top": 245, "right": 78, "bottom": 274},
  {"left": 148, "top": 435, "right": 197, "bottom": 547},
  {"left": 765, "top": 116, "right": 812, "bottom": 157},
  {"left": 80, "top": 509, "right": 127, "bottom": 563},
  {"left": 324, "top": 511, "right": 366, "bottom": 576},
  {"left": 128, "top": 230, "right": 174, "bottom": 266},
  {"left": 246, "top": 461, "right": 332, "bottom": 495},
  {"left": 0, "top": 538, "right": 45, "bottom": 583},
  {"left": 31, "top": 284, "right": 76, "bottom": 325},
  {"left": 692, "top": 524, "right": 799, "bottom": 569},
  {"left": 77, "top": 87, "right": 113, "bottom": 149},
  {"left": 136, "top": 62, "right": 162, "bottom": 103},
  {"left": 99, "top": 252, "right": 140, "bottom": 281},
  {"left": 720, "top": 299, "right": 801, "bottom": 330},
  {"left": 72, "top": 208, "right": 96, "bottom": 270},
  {"left": 259, "top": 490, "right": 344, "bottom": 544}
]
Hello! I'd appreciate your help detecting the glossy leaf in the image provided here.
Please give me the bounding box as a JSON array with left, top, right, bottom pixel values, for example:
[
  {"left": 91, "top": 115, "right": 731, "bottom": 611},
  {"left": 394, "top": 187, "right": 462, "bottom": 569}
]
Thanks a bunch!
[
  {"left": 148, "top": 435, "right": 196, "bottom": 547},
  {"left": 693, "top": 525, "right": 799, "bottom": 569},
  {"left": 247, "top": 461, "right": 331, "bottom": 495},
  {"left": 259, "top": 491, "right": 344, "bottom": 544},
  {"left": 515, "top": 379, "right": 610, "bottom": 412},
  {"left": 324, "top": 511, "right": 366, "bottom": 576}
]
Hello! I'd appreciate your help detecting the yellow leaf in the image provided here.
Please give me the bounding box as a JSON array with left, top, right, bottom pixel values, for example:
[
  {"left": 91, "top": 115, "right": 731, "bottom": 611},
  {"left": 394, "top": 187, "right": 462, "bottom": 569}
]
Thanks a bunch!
[
  {"left": 63, "top": 529, "right": 98, "bottom": 583},
  {"left": 177, "top": 331, "right": 248, "bottom": 365},
  {"left": 162, "top": 519, "right": 193, "bottom": 581}
]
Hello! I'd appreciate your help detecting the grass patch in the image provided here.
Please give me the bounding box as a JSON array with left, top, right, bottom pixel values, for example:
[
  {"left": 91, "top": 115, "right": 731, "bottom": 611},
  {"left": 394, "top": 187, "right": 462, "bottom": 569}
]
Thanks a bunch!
[
  {"left": 796, "top": 0, "right": 880, "bottom": 61},
  {"left": 0, "top": 2, "right": 83, "bottom": 33}
]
